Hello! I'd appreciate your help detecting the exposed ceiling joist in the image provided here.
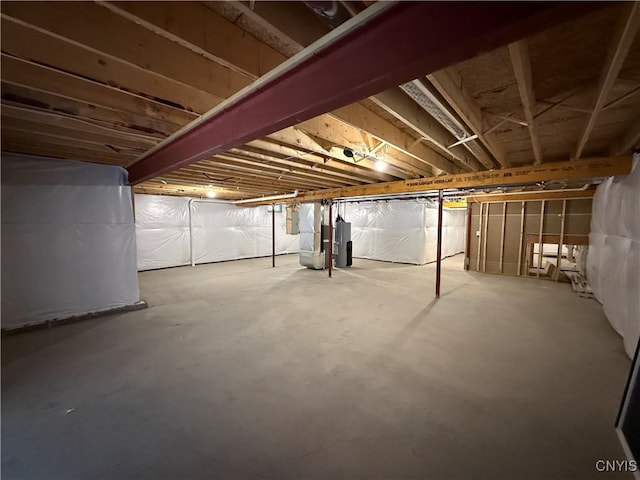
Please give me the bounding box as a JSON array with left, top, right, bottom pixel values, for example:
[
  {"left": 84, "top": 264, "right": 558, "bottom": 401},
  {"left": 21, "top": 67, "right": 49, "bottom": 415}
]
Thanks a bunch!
[
  {"left": 509, "top": 40, "right": 544, "bottom": 164},
  {"left": 109, "top": 0, "right": 465, "bottom": 177},
  {"left": 297, "top": 115, "right": 433, "bottom": 178},
  {"left": 428, "top": 69, "right": 509, "bottom": 168},
  {"left": 0, "top": 1, "right": 247, "bottom": 101},
  {"left": 573, "top": 2, "right": 640, "bottom": 160},
  {"left": 0, "top": 17, "right": 219, "bottom": 114},
  {"left": 125, "top": 1, "right": 595, "bottom": 183},
  {"left": 369, "top": 88, "right": 484, "bottom": 171},
  {"left": 329, "top": 104, "right": 457, "bottom": 174},
  {"left": 610, "top": 118, "right": 640, "bottom": 156}
]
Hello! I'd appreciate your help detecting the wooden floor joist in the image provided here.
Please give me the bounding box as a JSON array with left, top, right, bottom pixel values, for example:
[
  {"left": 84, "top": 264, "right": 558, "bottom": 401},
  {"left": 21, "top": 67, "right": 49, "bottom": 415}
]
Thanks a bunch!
[{"left": 238, "top": 156, "right": 631, "bottom": 206}]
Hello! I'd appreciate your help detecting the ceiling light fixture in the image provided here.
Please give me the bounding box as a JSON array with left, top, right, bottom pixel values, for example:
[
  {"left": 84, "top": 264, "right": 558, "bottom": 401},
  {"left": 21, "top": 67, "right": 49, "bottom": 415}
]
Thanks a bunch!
[{"left": 206, "top": 190, "right": 216, "bottom": 198}]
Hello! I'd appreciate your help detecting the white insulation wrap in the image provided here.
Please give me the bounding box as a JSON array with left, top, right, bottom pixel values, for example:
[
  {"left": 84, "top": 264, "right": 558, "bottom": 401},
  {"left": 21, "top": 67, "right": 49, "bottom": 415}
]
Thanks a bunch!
[
  {"left": 587, "top": 154, "right": 640, "bottom": 358},
  {"left": 192, "top": 202, "right": 299, "bottom": 264},
  {"left": 135, "top": 195, "right": 190, "bottom": 270},
  {"left": 135, "top": 195, "right": 299, "bottom": 270},
  {"left": 345, "top": 200, "right": 466, "bottom": 265},
  {"left": 1, "top": 154, "right": 139, "bottom": 328}
]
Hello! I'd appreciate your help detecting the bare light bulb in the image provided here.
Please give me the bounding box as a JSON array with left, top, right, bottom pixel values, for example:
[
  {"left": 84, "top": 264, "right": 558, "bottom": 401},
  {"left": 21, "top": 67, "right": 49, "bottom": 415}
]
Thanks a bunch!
[
  {"left": 375, "top": 160, "right": 386, "bottom": 171},
  {"left": 206, "top": 190, "right": 216, "bottom": 198}
]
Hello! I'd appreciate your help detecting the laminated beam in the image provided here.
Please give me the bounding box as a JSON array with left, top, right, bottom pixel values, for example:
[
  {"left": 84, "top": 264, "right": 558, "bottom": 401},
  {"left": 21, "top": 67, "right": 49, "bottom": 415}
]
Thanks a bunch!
[
  {"left": 238, "top": 156, "right": 631, "bottom": 206},
  {"left": 127, "top": 1, "right": 597, "bottom": 184}
]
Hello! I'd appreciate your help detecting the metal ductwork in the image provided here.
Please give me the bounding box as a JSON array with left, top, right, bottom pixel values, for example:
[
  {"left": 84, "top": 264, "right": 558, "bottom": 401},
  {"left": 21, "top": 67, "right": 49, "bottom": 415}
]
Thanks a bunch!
[{"left": 400, "top": 79, "right": 489, "bottom": 166}]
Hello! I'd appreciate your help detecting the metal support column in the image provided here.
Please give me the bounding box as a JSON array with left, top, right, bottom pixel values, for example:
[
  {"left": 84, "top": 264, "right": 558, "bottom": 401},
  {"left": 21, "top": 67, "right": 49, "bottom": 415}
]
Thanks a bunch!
[
  {"left": 436, "top": 189, "right": 443, "bottom": 298},
  {"left": 272, "top": 205, "right": 275, "bottom": 268},
  {"left": 328, "top": 200, "right": 333, "bottom": 278}
]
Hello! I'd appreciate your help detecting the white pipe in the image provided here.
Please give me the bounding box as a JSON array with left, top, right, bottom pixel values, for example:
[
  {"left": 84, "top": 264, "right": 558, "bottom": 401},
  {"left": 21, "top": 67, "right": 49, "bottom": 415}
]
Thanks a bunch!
[
  {"left": 188, "top": 199, "right": 195, "bottom": 267},
  {"left": 234, "top": 190, "right": 299, "bottom": 205}
]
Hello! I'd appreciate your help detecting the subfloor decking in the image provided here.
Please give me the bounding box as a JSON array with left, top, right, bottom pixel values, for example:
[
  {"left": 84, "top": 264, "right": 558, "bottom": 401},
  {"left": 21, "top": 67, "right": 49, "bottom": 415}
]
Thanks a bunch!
[{"left": 1, "top": 254, "right": 632, "bottom": 479}]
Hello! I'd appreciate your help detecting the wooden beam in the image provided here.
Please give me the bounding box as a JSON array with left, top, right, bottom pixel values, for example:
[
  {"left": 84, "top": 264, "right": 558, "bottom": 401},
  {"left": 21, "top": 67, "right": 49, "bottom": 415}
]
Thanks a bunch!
[
  {"left": 466, "top": 187, "right": 596, "bottom": 203},
  {"left": 0, "top": 114, "right": 157, "bottom": 150},
  {"left": 233, "top": 144, "right": 378, "bottom": 184},
  {"left": 428, "top": 69, "right": 509, "bottom": 168},
  {"left": 610, "top": 118, "right": 640, "bottom": 156},
  {"left": 97, "top": 0, "right": 456, "bottom": 179},
  {"left": 525, "top": 234, "right": 589, "bottom": 246},
  {"left": 1, "top": 1, "right": 249, "bottom": 101},
  {"left": 168, "top": 165, "right": 319, "bottom": 192},
  {"left": 2, "top": 83, "right": 180, "bottom": 136},
  {"left": 133, "top": 182, "right": 255, "bottom": 199},
  {"left": 238, "top": 156, "right": 631, "bottom": 206},
  {"left": 508, "top": 40, "right": 543, "bottom": 164},
  {"left": 0, "top": 18, "right": 219, "bottom": 114},
  {"left": 2, "top": 128, "right": 139, "bottom": 159},
  {"left": 170, "top": 167, "right": 314, "bottom": 191},
  {"left": 128, "top": 1, "right": 594, "bottom": 183},
  {"left": 263, "top": 129, "right": 402, "bottom": 182},
  {"left": 370, "top": 88, "right": 484, "bottom": 171},
  {"left": 2, "top": 124, "right": 148, "bottom": 155},
  {"left": 1, "top": 103, "right": 164, "bottom": 141},
  {"left": 197, "top": 158, "right": 347, "bottom": 188},
  {"left": 1, "top": 54, "right": 197, "bottom": 126},
  {"left": 297, "top": 115, "right": 432, "bottom": 179},
  {"left": 573, "top": 2, "right": 640, "bottom": 160},
  {"left": 216, "top": 152, "right": 356, "bottom": 187},
  {"left": 331, "top": 102, "right": 459, "bottom": 175},
  {"left": 1, "top": 141, "right": 133, "bottom": 167},
  {"left": 100, "top": 1, "right": 285, "bottom": 78}
]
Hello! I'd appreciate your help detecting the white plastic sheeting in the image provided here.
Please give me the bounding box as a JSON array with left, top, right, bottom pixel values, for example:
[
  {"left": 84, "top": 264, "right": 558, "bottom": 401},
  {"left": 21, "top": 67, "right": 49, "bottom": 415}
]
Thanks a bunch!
[
  {"left": 135, "top": 195, "right": 190, "bottom": 270},
  {"left": 192, "top": 201, "right": 299, "bottom": 264},
  {"left": 1, "top": 154, "right": 139, "bottom": 328},
  {"left": 587, "top": 154, "right": 640, "bottom": 358},
  {"left": 135, "top": 195, "right": 299, "bottom": 271},
  {"left": 344, "top": 199, "right": 466, "bottom": 265}
]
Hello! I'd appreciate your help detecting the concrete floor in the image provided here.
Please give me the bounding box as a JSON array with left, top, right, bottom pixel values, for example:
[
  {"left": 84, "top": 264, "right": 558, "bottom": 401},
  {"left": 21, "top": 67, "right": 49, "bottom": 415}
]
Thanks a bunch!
[{"left": 2, "top": 254, "right": 632, "bottom": 479}]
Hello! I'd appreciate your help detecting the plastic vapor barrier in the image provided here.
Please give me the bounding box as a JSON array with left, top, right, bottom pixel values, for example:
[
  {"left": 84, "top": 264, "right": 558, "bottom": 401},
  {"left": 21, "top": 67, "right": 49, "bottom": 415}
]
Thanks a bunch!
[
  {"left": 344, "top": 199, "right": 466, "bottom": 265},
  {"left": 135, "top": 195, "right": 191, "bottom": 270},
  {"left": 1, "top": 154, "right": 139, "bottom": 328},
  {"left": 135, "top": 195, "right": 300, "bottom": 271},
  {"left": 192, "top": 202, "right": 299, "bottom": 263},
  {"left": 587, "top": 154, "right": 640, "bottom": 358}
]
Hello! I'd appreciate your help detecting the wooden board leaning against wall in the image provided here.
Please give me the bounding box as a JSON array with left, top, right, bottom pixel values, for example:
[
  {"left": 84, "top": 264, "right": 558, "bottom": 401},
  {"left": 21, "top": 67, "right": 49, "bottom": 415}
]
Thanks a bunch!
[{"left": 466, "top": 189, "right": 594, "bottom": 278}]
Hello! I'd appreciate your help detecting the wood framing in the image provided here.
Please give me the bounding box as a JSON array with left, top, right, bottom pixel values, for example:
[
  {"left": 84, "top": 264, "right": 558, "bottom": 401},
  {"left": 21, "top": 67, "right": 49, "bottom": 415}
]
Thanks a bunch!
[
  {"left": 238, "top": 156, "right": 631, "bottom": 206},
  {"left": 369, "top": 88, "right": 483, "bottom": 171},
  {"left": 508, "top": 40, "right": 543, "bottom": 164},
  {"left": 466, "top": 187, "right": 596, "bottom": 203},
  {"left": 573, "top": 2, "right": 640, "bottom": 160},
  {"left": 428, "top": 69, "right": 509, "bottom": 168}
]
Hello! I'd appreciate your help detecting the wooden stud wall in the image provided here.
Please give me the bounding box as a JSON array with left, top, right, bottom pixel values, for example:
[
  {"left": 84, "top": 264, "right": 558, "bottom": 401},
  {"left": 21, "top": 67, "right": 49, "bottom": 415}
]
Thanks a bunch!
[{"left": 468, "top": 197, "right": 593, "bottom": 276}]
